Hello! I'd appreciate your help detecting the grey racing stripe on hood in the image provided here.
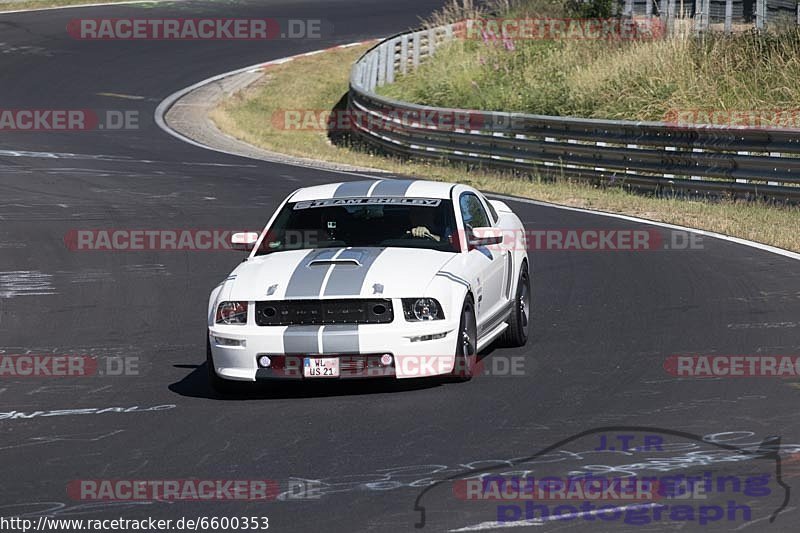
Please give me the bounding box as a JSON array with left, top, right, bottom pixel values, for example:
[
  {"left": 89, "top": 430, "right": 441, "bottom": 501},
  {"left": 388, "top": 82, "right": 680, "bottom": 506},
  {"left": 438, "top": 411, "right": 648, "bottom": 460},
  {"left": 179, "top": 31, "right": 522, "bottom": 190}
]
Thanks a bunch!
[
  {"left": 322, "top": 248, "right": 385, "bottom": 297},
  {"left": 284, "top": 249, "right": 340, "bottom": 298},
  {"left": 369, "top": 179, "right": 416, "bottom": 197},
  {"left": 332, "top": 181, "right": 374, "bottom": 198}
]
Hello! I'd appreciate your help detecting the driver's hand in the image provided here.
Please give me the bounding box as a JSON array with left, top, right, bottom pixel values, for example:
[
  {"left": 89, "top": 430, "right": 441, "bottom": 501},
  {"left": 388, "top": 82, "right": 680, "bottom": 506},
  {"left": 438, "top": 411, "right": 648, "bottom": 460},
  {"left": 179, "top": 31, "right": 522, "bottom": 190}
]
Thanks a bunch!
[{"left": 411, "top": 226, "right": 441, "bottom": 241}]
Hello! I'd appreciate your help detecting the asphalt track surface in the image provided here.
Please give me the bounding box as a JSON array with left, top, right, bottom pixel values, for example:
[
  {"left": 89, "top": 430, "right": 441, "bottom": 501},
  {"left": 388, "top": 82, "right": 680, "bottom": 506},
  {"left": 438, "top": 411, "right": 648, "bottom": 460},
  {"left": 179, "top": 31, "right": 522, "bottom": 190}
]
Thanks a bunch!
[{"left": 1, "top": 1, "right": 799, "bottom": 532}]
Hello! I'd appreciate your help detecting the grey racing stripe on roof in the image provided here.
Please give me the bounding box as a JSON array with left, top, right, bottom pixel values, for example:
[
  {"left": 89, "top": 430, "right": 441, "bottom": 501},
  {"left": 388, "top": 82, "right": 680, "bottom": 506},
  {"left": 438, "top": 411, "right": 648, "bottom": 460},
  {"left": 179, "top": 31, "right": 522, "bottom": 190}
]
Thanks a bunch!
[
  {"left": 332, "top": 181, "right": 374, "bottom": 198},
  {"left": 284, "top": 249, "right": 339, "bottom": 298},
  {"left": 369, "top": 179, "right": 416, "bottom": 197},
  {"left": 322, "top": 248, "right": 385, "bottom": 297}
]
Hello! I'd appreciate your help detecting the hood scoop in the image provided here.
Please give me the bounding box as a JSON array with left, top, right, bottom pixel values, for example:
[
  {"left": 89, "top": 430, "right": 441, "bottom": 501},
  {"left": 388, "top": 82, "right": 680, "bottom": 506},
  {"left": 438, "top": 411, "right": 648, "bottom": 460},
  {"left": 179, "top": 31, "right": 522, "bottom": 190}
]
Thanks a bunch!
[
  {"left": 306, "top": 249, "right": 378, "bottom": 268},
  {"left": 307, "top": 258, "right": 362, "bottom": 268}
]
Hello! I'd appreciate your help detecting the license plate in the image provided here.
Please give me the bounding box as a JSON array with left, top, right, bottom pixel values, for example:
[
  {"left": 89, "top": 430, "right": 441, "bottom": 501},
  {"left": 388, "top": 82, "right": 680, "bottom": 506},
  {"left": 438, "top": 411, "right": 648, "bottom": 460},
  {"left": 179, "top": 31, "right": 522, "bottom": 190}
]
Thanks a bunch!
[{"left": 303, "top": 357, "right": 339, "bottom": 378}]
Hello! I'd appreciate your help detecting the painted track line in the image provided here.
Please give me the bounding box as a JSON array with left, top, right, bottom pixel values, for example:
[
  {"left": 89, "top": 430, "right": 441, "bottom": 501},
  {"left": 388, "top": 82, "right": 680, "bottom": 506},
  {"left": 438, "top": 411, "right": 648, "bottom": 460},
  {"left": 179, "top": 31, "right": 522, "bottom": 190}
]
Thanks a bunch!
[
  {"left": 488, "top": 193, "right": 800, "bottom": 262},
  {"left": 0, "top": 0, "right": 178, "bottom": 15}
]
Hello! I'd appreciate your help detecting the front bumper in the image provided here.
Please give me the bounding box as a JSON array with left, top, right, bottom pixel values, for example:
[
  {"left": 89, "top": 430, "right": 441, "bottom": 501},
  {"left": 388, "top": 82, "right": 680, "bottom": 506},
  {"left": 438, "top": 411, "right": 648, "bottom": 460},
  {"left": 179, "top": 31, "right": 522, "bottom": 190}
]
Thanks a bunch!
[{"left": 208, "top": 316, "right": 460, "bottom": 382}]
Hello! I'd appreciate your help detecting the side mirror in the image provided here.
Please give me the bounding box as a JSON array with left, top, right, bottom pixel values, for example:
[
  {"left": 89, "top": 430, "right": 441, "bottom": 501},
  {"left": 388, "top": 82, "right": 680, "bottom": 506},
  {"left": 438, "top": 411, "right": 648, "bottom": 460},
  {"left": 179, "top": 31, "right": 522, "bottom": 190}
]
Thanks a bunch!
[
  {"left": 468, "top": 227, "right": 503, "bottom": 249},
  {"left": 231, "top": 232, "right": 259, "bottom": 252}
]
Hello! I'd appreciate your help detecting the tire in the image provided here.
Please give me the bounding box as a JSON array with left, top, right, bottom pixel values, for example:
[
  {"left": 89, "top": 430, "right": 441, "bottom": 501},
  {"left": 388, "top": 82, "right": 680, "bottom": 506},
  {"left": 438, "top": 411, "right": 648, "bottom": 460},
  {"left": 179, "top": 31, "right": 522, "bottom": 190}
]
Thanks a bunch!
[
  {"left": 207, "top": 337, "right": 250, "bottom": 395},
  {"left": 500, "top": 262, "right": 531, "bottom": 347},
  {"left": 449, "top": 295, "right": 477, "bottom": 381}
]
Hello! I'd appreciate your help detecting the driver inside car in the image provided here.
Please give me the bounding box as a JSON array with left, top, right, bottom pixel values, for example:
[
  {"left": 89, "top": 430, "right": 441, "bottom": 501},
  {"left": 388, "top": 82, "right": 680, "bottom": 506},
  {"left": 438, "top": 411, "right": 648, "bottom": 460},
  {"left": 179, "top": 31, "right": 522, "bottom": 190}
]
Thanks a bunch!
[{"left": 407, "top": 206, "right": 443, "bottom": 242}]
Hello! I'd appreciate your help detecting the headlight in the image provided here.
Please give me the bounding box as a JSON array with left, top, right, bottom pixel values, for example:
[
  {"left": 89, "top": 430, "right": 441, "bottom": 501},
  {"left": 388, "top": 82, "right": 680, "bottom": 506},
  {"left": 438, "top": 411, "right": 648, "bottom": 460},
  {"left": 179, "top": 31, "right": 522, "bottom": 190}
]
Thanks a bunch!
[
  {"left": 216, "top": 301, "right": 248, "bottom": 325},
  {"left": 402, "top": 298, "right": 444, "bottom": 321}
]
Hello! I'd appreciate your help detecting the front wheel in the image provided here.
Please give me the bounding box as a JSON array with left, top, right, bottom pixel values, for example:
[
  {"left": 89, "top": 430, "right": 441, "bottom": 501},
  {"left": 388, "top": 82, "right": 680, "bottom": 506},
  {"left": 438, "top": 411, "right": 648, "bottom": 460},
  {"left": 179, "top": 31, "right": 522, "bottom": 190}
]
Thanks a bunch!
[
  {"left": 449, "top": 296, "right": 477, "bottom": 381},
  {"left": 500, "top": 263, "right": 531, "bottom": 347}
]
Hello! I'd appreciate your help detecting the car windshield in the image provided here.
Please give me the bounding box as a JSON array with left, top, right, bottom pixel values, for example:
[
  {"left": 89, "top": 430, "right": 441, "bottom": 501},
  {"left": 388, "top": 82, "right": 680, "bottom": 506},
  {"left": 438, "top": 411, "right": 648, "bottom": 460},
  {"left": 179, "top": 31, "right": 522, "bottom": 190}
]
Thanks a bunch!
[{"left": 255, "top": 197, "right": 460, "bottom": 254}]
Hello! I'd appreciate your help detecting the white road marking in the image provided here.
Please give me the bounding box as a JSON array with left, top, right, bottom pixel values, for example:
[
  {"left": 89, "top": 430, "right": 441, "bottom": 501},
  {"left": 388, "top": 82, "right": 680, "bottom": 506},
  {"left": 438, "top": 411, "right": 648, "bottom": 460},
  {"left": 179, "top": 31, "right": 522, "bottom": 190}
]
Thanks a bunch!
[
  {"left": 95, "top": 92, "right": 145, "bottom": 101},
  {"left": 734, "top": 507, "right": 797, "bottom": 530},
  {"left": 0, "top": 0, "right": 179, "bottom": 15},
  {"left": 0, "top": 271, "right": 56, "bottom": 298},
  {"left": 487, "top": 194, "right": 800, "bottom": 263}
]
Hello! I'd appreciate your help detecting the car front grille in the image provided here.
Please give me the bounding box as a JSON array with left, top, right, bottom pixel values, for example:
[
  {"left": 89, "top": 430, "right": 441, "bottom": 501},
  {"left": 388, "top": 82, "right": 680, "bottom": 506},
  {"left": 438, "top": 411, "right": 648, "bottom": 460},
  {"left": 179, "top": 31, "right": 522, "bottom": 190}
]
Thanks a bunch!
[{"left": 255, "top": 299, "right": 394, "bottom": 326}]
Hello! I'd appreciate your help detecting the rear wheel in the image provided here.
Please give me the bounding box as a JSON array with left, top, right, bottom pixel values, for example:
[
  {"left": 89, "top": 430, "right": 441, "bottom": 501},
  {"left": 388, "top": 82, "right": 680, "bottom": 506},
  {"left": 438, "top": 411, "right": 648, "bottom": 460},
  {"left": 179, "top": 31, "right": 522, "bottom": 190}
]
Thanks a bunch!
[
  {"left": 500, "top": 262, "right": 530, "bottom": 347},
  {"left": 449, "top": 296, "right": 477, "bottom": 381},
  {"left": 207, "top": 337, "right": 250, "bottom": 395}
]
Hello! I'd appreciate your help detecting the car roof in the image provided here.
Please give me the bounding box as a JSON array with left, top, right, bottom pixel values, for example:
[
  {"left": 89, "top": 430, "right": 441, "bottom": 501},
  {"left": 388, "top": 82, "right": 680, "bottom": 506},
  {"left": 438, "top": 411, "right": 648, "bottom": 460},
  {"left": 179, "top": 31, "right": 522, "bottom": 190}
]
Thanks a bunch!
[{"left": 288, "top": 179, "right": 458, "bottom": 202}]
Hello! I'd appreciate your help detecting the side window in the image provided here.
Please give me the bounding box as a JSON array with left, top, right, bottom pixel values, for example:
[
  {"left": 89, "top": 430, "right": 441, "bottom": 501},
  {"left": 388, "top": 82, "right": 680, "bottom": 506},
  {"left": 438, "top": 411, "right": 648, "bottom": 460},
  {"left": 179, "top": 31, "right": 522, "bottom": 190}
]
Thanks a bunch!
[{"left": 459, "top": 193, "right": 491, "bottom": 230}]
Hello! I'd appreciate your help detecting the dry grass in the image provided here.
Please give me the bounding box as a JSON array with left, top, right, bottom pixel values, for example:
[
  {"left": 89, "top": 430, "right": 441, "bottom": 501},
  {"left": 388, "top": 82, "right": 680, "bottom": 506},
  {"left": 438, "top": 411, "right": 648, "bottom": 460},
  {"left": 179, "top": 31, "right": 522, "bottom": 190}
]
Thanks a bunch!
[{"left": 211, "top": 44, "right": 800, "bottom": 253}]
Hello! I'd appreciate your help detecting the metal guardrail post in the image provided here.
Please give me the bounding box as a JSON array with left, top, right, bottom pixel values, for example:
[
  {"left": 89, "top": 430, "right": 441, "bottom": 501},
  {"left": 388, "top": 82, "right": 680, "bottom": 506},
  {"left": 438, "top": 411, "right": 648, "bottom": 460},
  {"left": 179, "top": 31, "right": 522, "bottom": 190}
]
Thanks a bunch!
[
  {"left": 370, "top": 52, "right": 379, "bottom": 91},
  {"left": 725, "top": 0, "right": 733, "bottom": 33},
  {"left": 385, "top": 39, "right": 396, "bottom": 85},
  {"left": 668, "top": 0, "right": 676, "bottom": 36},
  {"left": 623, "top": 0, "right": 634, "bottom": 17},
  {"left": 412, "top": 32, "right": 421, "bottom": 68},
  {"left": 695, "top": 0, "right": 710, "bottom": 34},
  {"left": 756, "top": 0, "right": 766, "bottom": 30},
  {"left": 377, "top": 43, "right": 387, "bottom": 87},
  {"left": 400, "top": 35, "right": 409, "bottom": 75}
]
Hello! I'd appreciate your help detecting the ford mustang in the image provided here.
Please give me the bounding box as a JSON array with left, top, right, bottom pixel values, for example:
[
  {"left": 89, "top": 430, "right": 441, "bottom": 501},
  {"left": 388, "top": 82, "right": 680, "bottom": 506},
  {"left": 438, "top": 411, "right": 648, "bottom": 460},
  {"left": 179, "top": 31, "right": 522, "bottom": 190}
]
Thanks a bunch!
[{"left": 207, "top": 179, "right": 530, "bottom": 392}]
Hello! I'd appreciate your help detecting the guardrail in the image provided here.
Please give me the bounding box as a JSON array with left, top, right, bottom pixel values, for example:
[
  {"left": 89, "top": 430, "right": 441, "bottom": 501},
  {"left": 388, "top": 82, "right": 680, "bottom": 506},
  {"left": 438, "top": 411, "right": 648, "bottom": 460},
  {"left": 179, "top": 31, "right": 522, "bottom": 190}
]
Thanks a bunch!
[{"left": 347, "top": 23, "right": 800, "bottom": 201}]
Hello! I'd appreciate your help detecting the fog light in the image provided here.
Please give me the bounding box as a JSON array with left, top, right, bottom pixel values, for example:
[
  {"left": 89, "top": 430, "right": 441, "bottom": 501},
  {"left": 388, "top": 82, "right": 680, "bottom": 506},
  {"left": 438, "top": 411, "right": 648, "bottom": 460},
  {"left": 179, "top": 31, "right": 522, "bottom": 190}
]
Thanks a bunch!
[
  {"left": 258, "top": 355, "right": 272, "bottom": 368},
  {"left": 380, "top": 354, "right": 393, "bottom": 366},
  {"left": 215, "top": 336, "right": 245, "bottom": 347}
]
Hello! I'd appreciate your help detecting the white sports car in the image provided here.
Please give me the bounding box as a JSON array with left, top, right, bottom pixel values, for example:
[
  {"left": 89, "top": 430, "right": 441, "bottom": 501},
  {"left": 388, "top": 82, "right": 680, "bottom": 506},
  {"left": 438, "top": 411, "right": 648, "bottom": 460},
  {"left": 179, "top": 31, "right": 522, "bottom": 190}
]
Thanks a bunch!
[{"left": 207, "top": 179, "right": 530, "bottom": 392}]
